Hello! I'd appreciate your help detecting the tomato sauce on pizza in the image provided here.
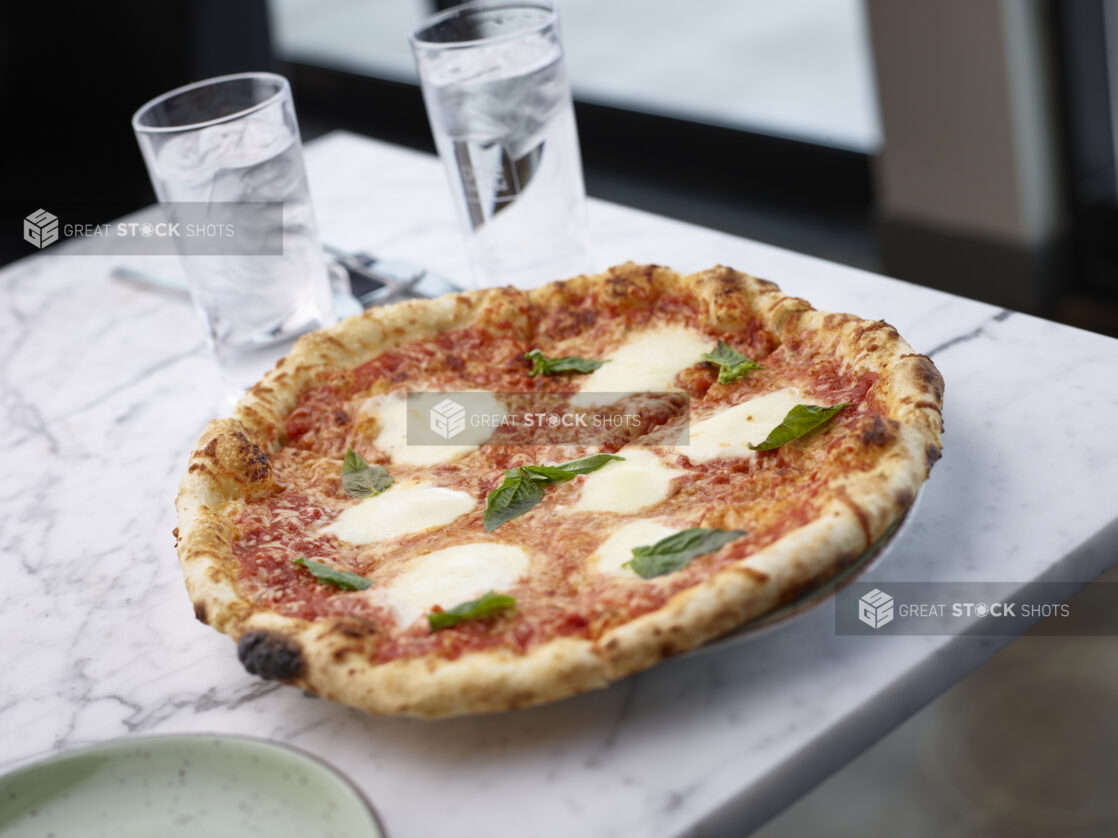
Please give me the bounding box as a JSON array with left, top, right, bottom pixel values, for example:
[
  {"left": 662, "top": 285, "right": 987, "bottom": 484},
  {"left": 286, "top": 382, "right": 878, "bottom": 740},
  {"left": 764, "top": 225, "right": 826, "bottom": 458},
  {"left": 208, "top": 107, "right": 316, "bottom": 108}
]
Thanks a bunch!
[
  {"left": 176, "top": 264, "right": 943, "bottom": 716},
  {"left": 228, "top": 293, "right": 887, "bottom": 662}
]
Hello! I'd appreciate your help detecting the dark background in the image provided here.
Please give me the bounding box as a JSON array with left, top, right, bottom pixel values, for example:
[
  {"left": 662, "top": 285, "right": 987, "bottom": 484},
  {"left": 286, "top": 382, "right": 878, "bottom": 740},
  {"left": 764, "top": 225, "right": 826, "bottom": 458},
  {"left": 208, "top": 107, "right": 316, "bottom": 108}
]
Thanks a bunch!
[{"left": 1, "top": 0, "right": 1116, "bottom": 336}]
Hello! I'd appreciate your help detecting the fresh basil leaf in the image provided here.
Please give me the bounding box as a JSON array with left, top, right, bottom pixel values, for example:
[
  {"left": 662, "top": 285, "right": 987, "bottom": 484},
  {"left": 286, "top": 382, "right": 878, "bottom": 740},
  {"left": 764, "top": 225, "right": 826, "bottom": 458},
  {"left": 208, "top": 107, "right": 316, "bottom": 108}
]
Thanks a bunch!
[
  {"left": 551, "top": 453, "right": 625, "bottom": 475},
  {"left": 341, "top": 448, "right": 392, "bottom": 498},
  {"left": 294, "top": 556, "right": 372, "bottom": 591},
  {"left": 483, "top": 468, "right": 545, "bottom": 531},
  {"left": 525, "top": 349, "right": 607, "bottom": 377},
  {"left": 702, "top": 340, "right": 762, "bottom": 384},
  {"left": 520, "top": 464, "right": 579, "bottom": 483},
  {"left": 521, "top": 453, "right": 625, "bottom": 484},
  {"left": 748, "top": 403, "right": 849, "bottom": 451},
  {"left": 623, "top": 528, "right": 747, "bottom": 579},
  {"left": 428, "top": 591, "right": 517, "bottom": 631},
  {"left": 485, "top": 454, "right": 624, "bottom": 529}
]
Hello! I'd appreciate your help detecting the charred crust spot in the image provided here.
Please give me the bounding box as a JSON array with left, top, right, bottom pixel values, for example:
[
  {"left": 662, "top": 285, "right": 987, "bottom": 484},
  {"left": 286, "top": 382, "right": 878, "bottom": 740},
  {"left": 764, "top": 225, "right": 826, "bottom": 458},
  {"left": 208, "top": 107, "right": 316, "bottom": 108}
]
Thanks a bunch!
[
  {"left": 333, "top": 409, "right": 350, "bottom": 426},
  {"left": 325, "top": 616, "right": 379, "bottom": 639},
  {"left": 854, "top": 321, "right": 896, "bottom": 341},
  {"left": 857, "top": 414, "right": 898, "bottom": 447},
  {"left": 193, "top": 601, "right": 208, "bottom": 624},
  {"left": 777, "top": 576, "right": 823, "bottom": 607},
  {"left": 905, "top": 354, "right": 945, "bottom": 402},
  {"left": 926, "top": 443, "right": 942, "bottom": 470},
  {"left": 538, "top": 304, "right": 596, "bottom": 339},
  {"left": 895, "top": 487, "right": 915, "bottom": 510},
  {"left": 338, "top": 622, "right": 374, "bottom": 638},
  {"left": 835, "top": 486, "right": 873, "bottom": 544},
  {"left": 602, "top": 264, "right": 657, "bottom": 302},
  {"left": 172, "top": 527, "right": 180, "bottom": 546},
  {"left": 230, "top": 431, "right": 271, "bottom": 483},
  {"left": 604, "top": 637, "right": 620, "bottom": 652},
  {"left": 238, "top": 631, "right": 306, "bottom": 682},
  {"left": 913, "top": 399, "right": 943, "bottom": 414},
  {"left": 204, "top": 565, "right": 232, "bottom": 584},
  {"left": 706, "top": 266, "right": 742, "bottom": 291},
  {"left": 777, "top": 551, "right": 860, "bottom": 606},
  {"left": 605, "top": 275, "right": 636, "bottom": 297},
  {"left": 199, "top": 429, "right": 272, "bottom": 485},
  {"left": 739, "top": 566, "right": 769, "bottom": 583},
  {"left": 321, "top": 616, "right": 377, "bottom": 661}
]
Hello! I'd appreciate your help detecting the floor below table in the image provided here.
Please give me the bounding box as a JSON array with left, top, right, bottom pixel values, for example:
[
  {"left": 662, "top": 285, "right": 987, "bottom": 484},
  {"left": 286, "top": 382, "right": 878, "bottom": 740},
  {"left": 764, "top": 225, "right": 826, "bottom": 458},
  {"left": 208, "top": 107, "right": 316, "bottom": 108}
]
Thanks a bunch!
[{"left": 757, "top": 561, "right": 1118, "bottom": 837}]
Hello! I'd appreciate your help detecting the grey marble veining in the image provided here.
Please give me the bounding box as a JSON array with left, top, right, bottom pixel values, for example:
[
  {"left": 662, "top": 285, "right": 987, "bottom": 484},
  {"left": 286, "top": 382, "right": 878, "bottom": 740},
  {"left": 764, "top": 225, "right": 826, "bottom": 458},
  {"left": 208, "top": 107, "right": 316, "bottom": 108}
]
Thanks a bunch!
[{"left": 2, "top": 131, "right": 1118, "bottom": 838}]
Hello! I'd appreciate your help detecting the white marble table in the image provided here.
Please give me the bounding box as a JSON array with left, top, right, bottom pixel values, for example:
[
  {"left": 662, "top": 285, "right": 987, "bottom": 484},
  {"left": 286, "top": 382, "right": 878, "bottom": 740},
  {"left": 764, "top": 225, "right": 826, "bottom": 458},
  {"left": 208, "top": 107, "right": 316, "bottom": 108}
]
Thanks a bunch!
[{"left": 3, "top": 131, "right": 1117, "bottom": 838}]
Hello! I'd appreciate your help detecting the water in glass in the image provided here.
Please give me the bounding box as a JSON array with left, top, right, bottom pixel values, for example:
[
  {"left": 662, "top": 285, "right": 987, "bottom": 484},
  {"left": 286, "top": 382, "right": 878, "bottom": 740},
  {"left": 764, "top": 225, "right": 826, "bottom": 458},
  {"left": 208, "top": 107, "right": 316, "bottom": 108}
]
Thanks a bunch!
[{"left": 419, "top": 25, "right": 591, "bottom": 288}]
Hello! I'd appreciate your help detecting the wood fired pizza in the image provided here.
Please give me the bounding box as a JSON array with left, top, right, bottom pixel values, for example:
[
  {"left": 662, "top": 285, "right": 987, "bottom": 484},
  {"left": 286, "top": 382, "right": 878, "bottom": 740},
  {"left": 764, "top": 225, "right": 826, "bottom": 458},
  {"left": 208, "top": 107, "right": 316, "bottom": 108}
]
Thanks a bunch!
[{"left": 174, "top": 263, "right": 944, "bottom": 717}]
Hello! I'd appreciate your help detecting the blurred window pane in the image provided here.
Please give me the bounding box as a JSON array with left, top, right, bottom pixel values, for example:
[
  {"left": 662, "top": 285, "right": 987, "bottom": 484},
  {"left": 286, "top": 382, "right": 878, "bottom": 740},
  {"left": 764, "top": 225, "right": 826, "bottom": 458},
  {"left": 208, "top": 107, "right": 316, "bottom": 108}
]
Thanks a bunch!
[
  {"left": 270, "top": 0, "right": 880, "bottom": 151},
  {"left": 560, "top": 0, "right": 880, "bottom": 151},
  {"left": 270, "top": 0, "right": 425, "bottom": 83}
]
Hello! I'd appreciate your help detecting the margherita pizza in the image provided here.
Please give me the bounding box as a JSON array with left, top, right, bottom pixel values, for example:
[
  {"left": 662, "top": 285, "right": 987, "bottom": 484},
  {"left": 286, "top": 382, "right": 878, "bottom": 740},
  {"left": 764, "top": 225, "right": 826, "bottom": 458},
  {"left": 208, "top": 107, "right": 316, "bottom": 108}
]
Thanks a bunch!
[{"left": 175, "top": 263, "right": 944, "bottom": 717}]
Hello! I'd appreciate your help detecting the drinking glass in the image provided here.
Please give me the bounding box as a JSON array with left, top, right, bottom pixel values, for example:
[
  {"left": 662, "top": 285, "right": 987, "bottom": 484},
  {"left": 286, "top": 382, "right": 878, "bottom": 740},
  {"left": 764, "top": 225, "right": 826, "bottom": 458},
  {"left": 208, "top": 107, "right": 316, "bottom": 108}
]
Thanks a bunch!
[
  {"left": 132, "top": 72, "right": 335, "bottom": 392},
  {"left": 411, "top": 1, "right": 593, "bottom": 289}
]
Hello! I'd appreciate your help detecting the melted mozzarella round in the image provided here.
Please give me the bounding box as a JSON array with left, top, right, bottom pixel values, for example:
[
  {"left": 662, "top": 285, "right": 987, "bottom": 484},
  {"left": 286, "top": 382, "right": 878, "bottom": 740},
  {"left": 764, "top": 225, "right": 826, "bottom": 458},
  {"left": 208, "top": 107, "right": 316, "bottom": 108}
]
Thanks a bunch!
[
  {"left": 572, "top": 448, "right": 683, "bottom": 513},
  {"left": 380, "top": 543, "right": 530, "bottom": 627},
  {"left": 362, "top": 390, "right": 505, "bottom": 466},
  {"left": 570, "top": 327, "right": 710, "bottom": 408},
  {"left": 591, "top": 519, "right": 679, "bottom": 577},
  {"left": 684, "top": 388, "right": 803, "bottom": 464},
  {"left": 323, "top": 482, "right": 475, "bottom": 545}
]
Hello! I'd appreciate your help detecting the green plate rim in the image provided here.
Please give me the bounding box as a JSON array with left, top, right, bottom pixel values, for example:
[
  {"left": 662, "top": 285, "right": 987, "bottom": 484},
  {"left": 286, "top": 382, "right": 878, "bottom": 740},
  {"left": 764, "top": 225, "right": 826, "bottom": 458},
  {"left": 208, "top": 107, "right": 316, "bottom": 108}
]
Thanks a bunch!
[{"left": 0, "top": 732, "right": 389, "bottom": 838}]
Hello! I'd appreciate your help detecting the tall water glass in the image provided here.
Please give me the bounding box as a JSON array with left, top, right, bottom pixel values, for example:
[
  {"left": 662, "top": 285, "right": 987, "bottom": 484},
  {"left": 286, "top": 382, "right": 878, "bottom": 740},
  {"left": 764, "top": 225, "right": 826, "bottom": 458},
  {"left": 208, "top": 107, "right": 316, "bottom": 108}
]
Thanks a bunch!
[
  {"left": 411, "top": 2, "right": 593, "bottom": 289},
  {"left": 132, "top": 72, "right": 335, "bottom": 393}
]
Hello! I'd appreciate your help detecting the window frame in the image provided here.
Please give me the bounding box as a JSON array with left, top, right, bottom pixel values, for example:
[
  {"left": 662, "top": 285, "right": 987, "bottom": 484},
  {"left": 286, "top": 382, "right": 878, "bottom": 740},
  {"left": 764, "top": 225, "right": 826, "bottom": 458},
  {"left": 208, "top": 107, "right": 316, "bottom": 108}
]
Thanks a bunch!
[
  {"left": 1051, "top": 0, "right": 1118, "bottom": 298},
  {"left": 281, "top": 59, "right": 874, "bottom": 217}
]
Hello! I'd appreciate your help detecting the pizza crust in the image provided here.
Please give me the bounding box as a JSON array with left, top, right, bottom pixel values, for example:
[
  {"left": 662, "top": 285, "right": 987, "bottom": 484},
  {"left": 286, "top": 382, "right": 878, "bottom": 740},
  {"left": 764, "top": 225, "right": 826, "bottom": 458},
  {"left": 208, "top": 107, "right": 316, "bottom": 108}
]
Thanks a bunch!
[{"left": 175, "top": 263, "right": 944, "bottom": 718}]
